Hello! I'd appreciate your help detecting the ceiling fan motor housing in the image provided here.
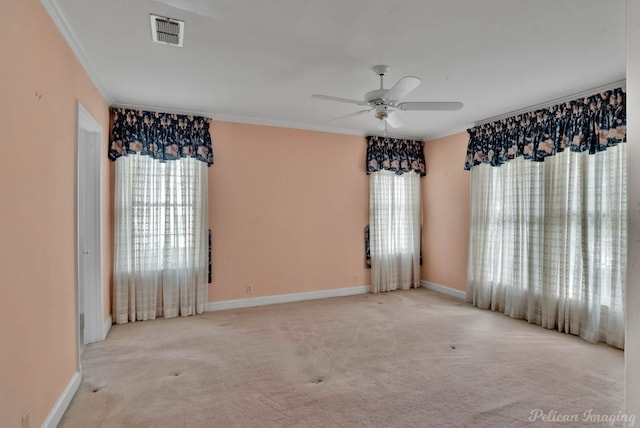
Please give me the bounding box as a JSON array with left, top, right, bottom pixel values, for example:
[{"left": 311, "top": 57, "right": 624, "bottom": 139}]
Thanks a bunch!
[{"left": 365, "top": 89, "right": 388, "bottom": 104}]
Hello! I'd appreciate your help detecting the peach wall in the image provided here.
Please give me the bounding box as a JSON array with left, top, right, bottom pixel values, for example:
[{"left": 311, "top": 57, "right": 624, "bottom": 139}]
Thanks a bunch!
[
  {"left": 0, "top": 1, "right": 110, "bottom": 427},
  {"left": 208, "top": 121, "right": 370, "bottom": 301},
  {"left": 421, "top": 132, "right": 470, "bottom": 292}
]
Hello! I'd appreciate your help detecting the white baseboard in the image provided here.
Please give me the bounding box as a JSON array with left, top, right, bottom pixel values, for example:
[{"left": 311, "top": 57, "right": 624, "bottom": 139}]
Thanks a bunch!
[
  {"left": 103, "top": 316, "right": 112, "bottom": 340},
  {"left": 41, "top": 371, "right": 81, "bottom": 428},
  {"left": 207, "top": 285, "right": 371, "bottom": 312},
  {"left": 420, "top": 280, "right": 467, "bottom": 300}
]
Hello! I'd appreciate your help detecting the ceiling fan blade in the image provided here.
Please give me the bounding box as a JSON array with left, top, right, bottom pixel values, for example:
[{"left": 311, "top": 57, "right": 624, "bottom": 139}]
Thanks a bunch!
[
  {"left": 325, "top": 109, "right": 373, "bottom": 123},
  {"left": 312, "top": 95, "right": 369, "bottom": 106},
  {"left": 384, "top": 76, "right": 421, "bottom": 102},
  {"left": 385, "top": 111, "right": 404, "bottom": 128},
  {"left": 398, "top": 101, "right": 464, "bottom": 111}
]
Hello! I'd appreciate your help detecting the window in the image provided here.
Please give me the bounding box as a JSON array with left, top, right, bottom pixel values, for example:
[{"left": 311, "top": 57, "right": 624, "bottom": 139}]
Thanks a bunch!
[
  {"left": 129, "top": 158, "right": 203, "bottom": 271},
  {"left": 468, "top": 145, "right": 626, "bottom": 347},
  {"left": 369, "top": 170, "right": 421, "bottom": 293},
  {"left": 113, "top": 154, "right": 209, "bottom": 323}
]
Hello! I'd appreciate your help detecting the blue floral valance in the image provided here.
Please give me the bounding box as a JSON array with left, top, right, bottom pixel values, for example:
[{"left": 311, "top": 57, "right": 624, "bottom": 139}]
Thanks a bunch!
[
  {"left": 109, "top": 107, "right": 214, "bottom": 166},
  {"left": 366, "top": 135, "right": 426, "bottom": 176},
  {"left": 464, "top": 88, "right": 626, "bottom": 170}
]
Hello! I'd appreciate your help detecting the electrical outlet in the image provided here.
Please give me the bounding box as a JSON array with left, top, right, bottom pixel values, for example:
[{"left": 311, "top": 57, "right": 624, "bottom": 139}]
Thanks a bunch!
[
  {"left": 22, "top": 409, "right": 30, "bottom": 428},
  {"left": 246, "top": 284, "right": 253, "bottom": 294},
  {"left": 354, "top": 274, "right": 360, "bottom": 282}
]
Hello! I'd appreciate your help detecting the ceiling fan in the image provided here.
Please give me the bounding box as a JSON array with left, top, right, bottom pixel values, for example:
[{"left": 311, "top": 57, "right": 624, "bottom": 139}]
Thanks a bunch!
[{"left": 312, "top": 65, "right": 463, "bottom": 129}]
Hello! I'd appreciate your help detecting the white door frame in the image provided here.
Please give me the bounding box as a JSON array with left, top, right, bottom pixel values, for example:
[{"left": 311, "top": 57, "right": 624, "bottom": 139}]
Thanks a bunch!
[{"left": 75, "top": 101, "right": 105, "bottom": 364}]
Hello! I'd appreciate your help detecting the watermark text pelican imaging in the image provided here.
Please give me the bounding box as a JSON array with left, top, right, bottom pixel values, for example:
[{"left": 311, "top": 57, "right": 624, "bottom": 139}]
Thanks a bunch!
[{"left": 528, "top": 409, "right": 636, "bottom": 426}]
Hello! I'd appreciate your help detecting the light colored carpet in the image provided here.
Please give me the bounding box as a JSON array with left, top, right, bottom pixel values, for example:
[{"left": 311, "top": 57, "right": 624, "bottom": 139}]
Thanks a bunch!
[{"left": 60, "top": 289, "right": 624, "bottom": 428}]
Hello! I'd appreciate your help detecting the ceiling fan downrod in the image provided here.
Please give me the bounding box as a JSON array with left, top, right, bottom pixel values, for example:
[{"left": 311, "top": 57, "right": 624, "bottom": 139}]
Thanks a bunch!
[{"left": 372, "top": 65, "right": 390, "bottom": 90}]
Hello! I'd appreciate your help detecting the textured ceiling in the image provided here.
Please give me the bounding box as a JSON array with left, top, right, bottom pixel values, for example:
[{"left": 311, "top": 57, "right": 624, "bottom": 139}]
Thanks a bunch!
[{"left": 49, "top": 0, "right": 626, "bottom": 140}]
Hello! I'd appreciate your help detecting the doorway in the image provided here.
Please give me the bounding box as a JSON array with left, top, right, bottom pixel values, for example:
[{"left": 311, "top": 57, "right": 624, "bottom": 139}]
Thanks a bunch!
[{"left": 76, "top": 102, "right": 105, "bottom": 360}]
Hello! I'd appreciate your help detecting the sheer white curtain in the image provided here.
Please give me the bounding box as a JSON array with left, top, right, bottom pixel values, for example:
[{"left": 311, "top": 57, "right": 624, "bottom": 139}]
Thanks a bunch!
[
  {"left": 467, "top": 144, "right": 626, "bottom": 347},
  {"left": 369, "top": 170, "right": 421, "bottom": 293},
  {"left": 113, "top": 154, "right": 209, "bottom": 324}
]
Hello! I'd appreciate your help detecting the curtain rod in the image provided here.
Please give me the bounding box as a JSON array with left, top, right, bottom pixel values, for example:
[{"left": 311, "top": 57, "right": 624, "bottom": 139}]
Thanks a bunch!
[{"left": 474, "top": 79, "right": 626, "bottom": 127}]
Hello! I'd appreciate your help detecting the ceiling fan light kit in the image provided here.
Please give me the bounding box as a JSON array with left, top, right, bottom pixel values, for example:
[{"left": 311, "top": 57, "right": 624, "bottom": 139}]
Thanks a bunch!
[{"left": 312, "top": 65, "right": 463, "bottom": 130}]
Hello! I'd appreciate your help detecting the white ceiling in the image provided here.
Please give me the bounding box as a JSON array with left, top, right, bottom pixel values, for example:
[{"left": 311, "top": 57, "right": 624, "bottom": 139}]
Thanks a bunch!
[{"left": 48, "top": 0, "right": 626, "bottom": 140}]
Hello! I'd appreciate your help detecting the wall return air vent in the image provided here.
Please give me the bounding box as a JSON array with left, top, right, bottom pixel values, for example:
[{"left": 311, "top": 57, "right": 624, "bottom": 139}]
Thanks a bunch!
[{"left": 150, "top": 14, "right": 184, "bottom": 47}]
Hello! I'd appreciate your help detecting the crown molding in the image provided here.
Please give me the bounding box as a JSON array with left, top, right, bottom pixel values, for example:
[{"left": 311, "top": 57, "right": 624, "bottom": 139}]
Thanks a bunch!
[
  {"left": 474, "top": 79, "right": 626, "bottom": 127},
  {"left": 209, "top": 113, "right": 369, "bottom": 137},
  {"left": 112, "top": 101, "right": 368, "bottom": 137},
  {"left": 40, "top": 0, "right": 114, "bottom": 104},
  {"left": 111, "top": 101, "right": 435, "bottom": 140},
  {"left": 423, "top": 124, "right": 471, "bottom": 142}
]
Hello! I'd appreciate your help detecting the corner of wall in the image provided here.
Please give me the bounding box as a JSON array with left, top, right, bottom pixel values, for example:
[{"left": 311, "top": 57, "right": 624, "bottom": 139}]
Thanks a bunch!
[{"left": 421, "top": 132, "right": 470, "bottom": 293}]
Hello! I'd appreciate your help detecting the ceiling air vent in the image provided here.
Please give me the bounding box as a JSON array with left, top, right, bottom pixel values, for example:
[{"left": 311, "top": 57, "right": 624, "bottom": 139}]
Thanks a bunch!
[{"left": 150, "top": 14, "right": 184, "bottom": 47}]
